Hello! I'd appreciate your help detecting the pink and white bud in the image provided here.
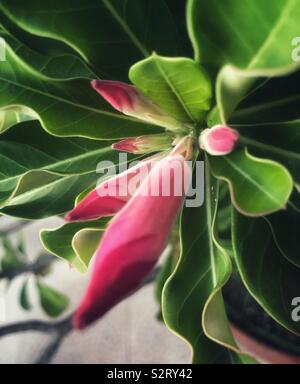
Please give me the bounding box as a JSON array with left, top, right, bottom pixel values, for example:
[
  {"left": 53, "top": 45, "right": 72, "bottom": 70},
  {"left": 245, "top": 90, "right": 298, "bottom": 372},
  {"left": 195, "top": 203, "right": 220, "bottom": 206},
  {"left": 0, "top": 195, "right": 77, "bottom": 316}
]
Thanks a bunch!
[
  {"left": 65, "top": 157, "right": 159, "bottom": 222},
  {"left": 91, "top": 80, "right": 185, "bottom": 132},
  {"left": 73, "top": 139, "right": 193, "bottom": 329},
  {"left": 112, "top": 134, "right": 174, "bottom": 154},
  {"left": 199, "top": 125, "right": 239, "bottom": 156}
]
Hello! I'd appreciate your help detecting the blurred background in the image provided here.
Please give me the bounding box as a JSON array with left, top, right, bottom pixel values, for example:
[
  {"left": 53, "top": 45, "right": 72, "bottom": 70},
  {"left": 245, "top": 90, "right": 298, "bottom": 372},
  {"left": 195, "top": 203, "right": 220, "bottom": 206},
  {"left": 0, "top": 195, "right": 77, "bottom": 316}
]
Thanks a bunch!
[{"left": 0, "top": 217, "right": 190, "bottom": 364}]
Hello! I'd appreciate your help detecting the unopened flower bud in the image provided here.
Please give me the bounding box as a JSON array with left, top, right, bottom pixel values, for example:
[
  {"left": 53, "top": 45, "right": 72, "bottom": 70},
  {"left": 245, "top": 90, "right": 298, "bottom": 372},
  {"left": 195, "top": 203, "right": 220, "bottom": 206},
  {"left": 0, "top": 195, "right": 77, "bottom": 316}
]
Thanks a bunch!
[
  {"left": 112, "top": 134, "right": 174, "bottom": 154},
  {"left": 91, "top": 80, "right": 186, "bottom": 132},
  {"left": 199, "top": 125, "right": 239, "bottom": 156}
]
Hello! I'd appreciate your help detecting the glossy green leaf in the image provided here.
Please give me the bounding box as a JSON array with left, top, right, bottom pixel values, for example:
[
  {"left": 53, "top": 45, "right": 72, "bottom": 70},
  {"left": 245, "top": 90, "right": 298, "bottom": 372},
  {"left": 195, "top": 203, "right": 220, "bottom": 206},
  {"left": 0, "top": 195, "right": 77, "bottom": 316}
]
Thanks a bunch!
[
  {"left": 0, "top": 43, "right": 160, "bottom": 139},
  {"left": 0, "top": 28, "right": 95, "bottom": 79},
  {"left": 36, "top": 281, "right": 69, "bottom": 318},
  {"left": 130, "top": 55, "right": 212, "bottom": 124},
  {"left": 0, "top": 172, "right": 97, "bottom": 219},
  {"left": 164, "top": 0, "right": 194, "bottom": 58},
  {"left": 230, "top": 69, "right": 300, "bottom": 124},
  {"left": 162, "top": 160, "right": 252, "bottom": 363},
  {"left": 40, "top": 219, "right": 107, "bottom": 273},
  {"left": 20, "top": 280, "right": 31, "bottom": 311},
  {"left": 154, "top": 246, "right": 175, "bottom": 321},
  {"left": 264, "top": 191, "right": 300, "bottom": 268},
  {"left": 232, "top": 208, "right": 300, "bottom": 335},
  {"left": 188, "top": 0, "right": 300, "bottom": 72},
  {"left": 216, "top": 65, "right": 299, "bottom": 123},
  {"left": 0, "top": 237, "right": 25, "bottom": 273},
  {"left": 234, "top": 120, "right": 300, "bottom": 185},
  {"left": 209, "top": 148, "right": 293, "bottom": 216},
  {"left": 0, "top": 121, "right": 136, "bottom": 218},
  {"left": 0, "top": 0, "right": 183, "bottom": 80},
  {"left": 0, "top": 105, "right": 35, "bottom": 134},
  {"left": 0, "top": 8, "right": 76, "bottom": 56}
]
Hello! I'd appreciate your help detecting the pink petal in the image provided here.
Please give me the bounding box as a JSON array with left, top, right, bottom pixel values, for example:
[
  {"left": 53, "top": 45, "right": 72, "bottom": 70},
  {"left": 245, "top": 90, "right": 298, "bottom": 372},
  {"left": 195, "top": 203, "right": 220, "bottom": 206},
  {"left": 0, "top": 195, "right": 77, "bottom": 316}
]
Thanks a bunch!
[
  {"left": 200, "top": 125, "right": 239, "bottom": 156},
  {"left": 91, "top": 80, "right": 139, "bottom": 113},
  {"left": 65, "top": 157, "right": 158, "bottom": 222},
  {"left": 73, "top": 153, "right": 191, "bottom": 329},
  {"left": 91, "top": 80, "right": 185, "bottom": 132},
  {"left": 112, "top": 134, "right": 174, "bottom": 154},
  {"left": 112, "top": 138, "right": 138, "bottom": 153}
]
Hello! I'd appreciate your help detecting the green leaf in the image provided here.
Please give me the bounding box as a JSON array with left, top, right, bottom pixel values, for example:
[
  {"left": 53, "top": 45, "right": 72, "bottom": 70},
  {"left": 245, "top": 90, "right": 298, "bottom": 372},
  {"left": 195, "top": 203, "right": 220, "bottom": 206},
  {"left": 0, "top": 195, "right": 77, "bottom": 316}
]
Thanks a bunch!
[
  {"left": 234, "top": 120, "right": 300, "bottom": 185},
  {"left": 16, "top": 232, "right": 26, "bottom": 257},
  {"left": 40, "top": 219, "right": 107, "bottom": 273},
  {"left": 230, "top": 69, "right": 300, "bottom": 124},
  {"left": 0, "top": 28, "right": 95, "bottom": 79},
  {"left": 33, "top": 253, "right": 53, "bottom": 277},
  {"left": 0, "top": 105, "right": 35, "bottom": 134},
  {"left": 0, "top": 43, "right": 161, "bottom": 139},
  {"left": 36, "top": 281, "right": 69, "bottom": 318},
  {"left": 0, "top": 121, "right": 136, "bottom": 218},
  {"left": 162, "top": 160, "right": 252, "bottom": 364},
  {"left": 188, "top": 0, "right": 300, "bottom": 72},
  {"left": 264, "top": 191, "right": 300, "bottom": 268},
  {"left": 0, "top": 0, "right": 183, "bottom": 80},
  {"left": 0, "top": 8, "right": 76, "bottom": 56},
  {"left": 130, "top": 55, "right": 212, "bottom": 124},
  {"left": 164, "top": 0, "right": 194, "bottom": 58},
  {"left": 209, "top": 148, "right": 293, "bottom": 216},
  {"left": 216, "top": 65, "right": 299, "bottom": 123},
  {"left": 0, "top": 172, "right": 98, "bottom": 219},
  {"left": 20, "top": 280, "right": 31, "bottom": 311},
  {"left": 232, "top": 208, "right": 300, "bottom": 335},
  {"left": 154, "top": 246, "right": 176, "bottom": 321},
  {"left": 0, "top": 237, "right": 25, "bottom": 273}
]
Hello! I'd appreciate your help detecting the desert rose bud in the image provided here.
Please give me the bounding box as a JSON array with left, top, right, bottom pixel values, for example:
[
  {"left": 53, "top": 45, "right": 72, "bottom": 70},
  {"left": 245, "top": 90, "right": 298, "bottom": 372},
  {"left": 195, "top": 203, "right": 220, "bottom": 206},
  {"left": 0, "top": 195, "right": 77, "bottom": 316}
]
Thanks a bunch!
[
  {"left": 91, "top": 80, "right": 186, "bottom": 132},
  {"left": 199, "top": 125, "right": 239, "bottom": 156},
  {"left": 73, "top": 137, "right": 193, "bottom": 329},
  {"left": 65, "top": 156, "right": 160, "bottom": 222},
  {"left": 112, "top": 134, "right": 174, "bottom": 154}
]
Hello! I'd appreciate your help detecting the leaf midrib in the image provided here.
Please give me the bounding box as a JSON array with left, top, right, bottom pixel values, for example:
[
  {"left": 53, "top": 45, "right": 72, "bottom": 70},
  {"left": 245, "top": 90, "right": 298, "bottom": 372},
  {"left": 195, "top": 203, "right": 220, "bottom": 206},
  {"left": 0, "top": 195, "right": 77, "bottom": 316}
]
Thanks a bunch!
[
  {"left": 240, "top": 136, "right": 300, "bottom": 161},
  {"left": 154, "top": 58, "right": 195, "bottom": 122},
  {"left": 224, "top": 156, "right": 283, "bottom": 206},
  {"left": 205, "top": 158, "right": 217, "bottom": 286},
  {"left": 101, "top": 0, "right": 148, "bottom": 57},
  {"left": 0, "top": 146, "right": 113, "bottom": 185},
  {"left": 0, "top": 76, "right": 144, "bottom": 124},
  {"left": 247, "top": 0, "right": 296, "bottom": 69},
  {"left": 232, "top": 94, "right": 300, "bottom": 118}
]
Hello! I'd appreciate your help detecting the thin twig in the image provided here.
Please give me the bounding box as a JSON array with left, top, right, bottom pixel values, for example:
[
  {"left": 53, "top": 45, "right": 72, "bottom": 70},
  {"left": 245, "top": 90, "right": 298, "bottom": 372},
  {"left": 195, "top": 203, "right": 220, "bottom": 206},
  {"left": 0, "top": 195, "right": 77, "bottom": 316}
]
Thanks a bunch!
[
  {"left": 0, "top": 313, "right": 73, "bottom": 338},
  {"left": 0, "top": 267, "right": 160, "bottom": 363},
  {"left": 35, "top": 324, "right": 72, "bottom": 364},
  {"left": 0, "top": 253, "right": 55, "bottom": 280}
]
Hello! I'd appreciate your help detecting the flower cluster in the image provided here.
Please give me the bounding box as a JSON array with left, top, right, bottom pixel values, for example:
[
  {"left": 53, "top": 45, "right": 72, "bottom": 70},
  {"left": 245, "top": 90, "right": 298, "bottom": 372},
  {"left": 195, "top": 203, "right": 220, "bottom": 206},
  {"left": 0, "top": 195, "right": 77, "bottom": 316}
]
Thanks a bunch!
[{"left": 66, "top": 80, "right": 239, "bottom": 329}]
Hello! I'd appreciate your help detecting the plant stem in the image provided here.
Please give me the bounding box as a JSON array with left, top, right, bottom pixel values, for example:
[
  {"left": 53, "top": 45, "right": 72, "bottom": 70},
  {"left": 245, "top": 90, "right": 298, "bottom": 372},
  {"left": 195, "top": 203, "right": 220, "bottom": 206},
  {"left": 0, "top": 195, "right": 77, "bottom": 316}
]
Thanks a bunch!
[{"left": 0, "top": 253, "right": 55, "bottom": 280}]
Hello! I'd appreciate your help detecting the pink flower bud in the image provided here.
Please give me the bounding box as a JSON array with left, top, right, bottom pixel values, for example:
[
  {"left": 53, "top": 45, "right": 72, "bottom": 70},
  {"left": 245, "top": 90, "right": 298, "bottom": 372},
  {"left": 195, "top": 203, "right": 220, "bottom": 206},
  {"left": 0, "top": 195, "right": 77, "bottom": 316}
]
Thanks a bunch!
[
  {"left": 73, "top": 155, "right": 191, "bottom": 329},
  {"left": 199, "top": 125, "right": 239, "bottom": 156},
  {"left": 91, "top": 80, "right": 186, "bottom": 132},
  {"left": 112, "top": 134, "right": 174, "bottom": 154},
  {"left": 73, "top": 137, "right": 193, "bottom": 329},
  {"left": 65, "top": 157, "right": 159, "bottom": 222}
]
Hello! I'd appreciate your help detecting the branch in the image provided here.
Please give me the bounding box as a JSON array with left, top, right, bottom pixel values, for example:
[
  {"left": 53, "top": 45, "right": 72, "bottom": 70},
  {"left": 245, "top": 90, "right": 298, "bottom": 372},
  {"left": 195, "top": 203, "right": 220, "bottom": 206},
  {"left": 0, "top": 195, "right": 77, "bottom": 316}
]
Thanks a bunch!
[
  {"left": 0, "top": 253, "right": 55, "bottom": 280},
  {"left": 0, "top": 313, "right": 73, "bottom": 338},
  {"left": 0, "top": 266, "right": 160, "bottom": 363},
  {"left": 35, "top": 326, "right": 72, "bottom": 364}
]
